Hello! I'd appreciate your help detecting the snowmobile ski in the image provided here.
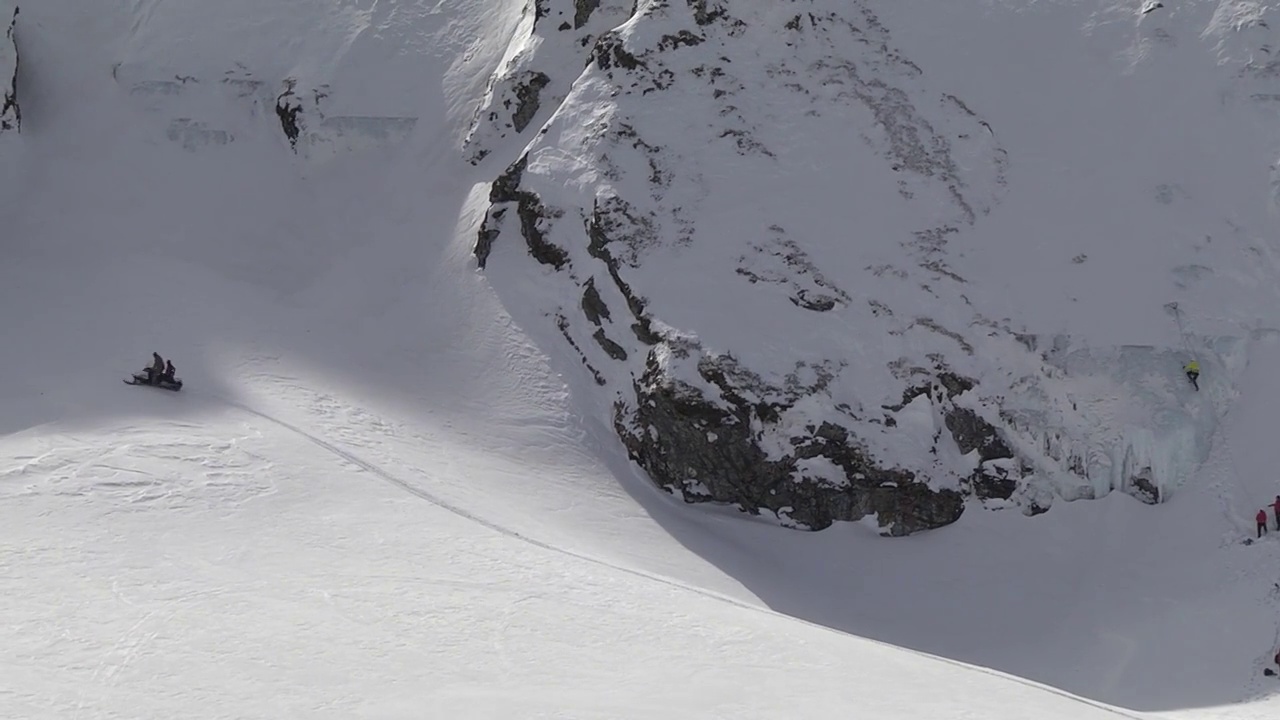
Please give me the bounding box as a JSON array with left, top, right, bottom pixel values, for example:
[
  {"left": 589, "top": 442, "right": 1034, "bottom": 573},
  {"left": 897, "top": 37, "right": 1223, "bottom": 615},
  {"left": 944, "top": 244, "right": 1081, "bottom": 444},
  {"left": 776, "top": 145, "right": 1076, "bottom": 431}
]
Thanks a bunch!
[{"left": 125, "top": 374, "right": 183, "bottom": 391}]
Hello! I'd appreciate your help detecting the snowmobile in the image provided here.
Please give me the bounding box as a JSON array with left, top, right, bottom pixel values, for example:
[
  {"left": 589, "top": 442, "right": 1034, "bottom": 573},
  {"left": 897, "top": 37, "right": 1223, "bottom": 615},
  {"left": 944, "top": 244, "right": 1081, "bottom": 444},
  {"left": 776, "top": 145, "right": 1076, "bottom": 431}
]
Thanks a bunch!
[{"left": 124, "top": 370, "right": 183, "bottom": 391}]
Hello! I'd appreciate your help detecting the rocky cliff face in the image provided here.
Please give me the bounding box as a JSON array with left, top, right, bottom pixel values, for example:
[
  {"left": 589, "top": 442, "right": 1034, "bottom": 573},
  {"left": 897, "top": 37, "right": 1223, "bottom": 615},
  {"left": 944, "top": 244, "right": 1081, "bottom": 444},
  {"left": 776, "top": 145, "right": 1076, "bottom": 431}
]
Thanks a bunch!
[
  {"left": 470, "top": 0, "right": 1250, "bottom": 534},
  {"left": 1, "top": 4, "right": 18, "bottom": 133}
]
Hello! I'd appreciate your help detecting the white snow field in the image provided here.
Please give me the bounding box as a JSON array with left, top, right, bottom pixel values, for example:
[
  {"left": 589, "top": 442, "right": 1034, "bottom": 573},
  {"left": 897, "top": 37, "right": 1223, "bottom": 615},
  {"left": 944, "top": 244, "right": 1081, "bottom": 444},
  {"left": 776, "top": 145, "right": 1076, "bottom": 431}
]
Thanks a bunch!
[{"left": 3, "top": 0, "right": 1280, "bottom": 718}]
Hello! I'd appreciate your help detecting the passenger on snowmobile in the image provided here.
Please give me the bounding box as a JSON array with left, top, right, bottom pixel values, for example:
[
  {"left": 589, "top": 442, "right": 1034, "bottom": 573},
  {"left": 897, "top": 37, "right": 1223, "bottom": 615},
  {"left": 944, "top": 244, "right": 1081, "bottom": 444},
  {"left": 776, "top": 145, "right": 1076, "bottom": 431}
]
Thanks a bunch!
[
  {"left": 1185, "top": 360, "right": 1200, "bottom": 391},
  {"left": 146, "top": 352, "right": 164, "bottom": 384},
  {"left": 162, "top": 360, "right": 176, "bottom": 384}
]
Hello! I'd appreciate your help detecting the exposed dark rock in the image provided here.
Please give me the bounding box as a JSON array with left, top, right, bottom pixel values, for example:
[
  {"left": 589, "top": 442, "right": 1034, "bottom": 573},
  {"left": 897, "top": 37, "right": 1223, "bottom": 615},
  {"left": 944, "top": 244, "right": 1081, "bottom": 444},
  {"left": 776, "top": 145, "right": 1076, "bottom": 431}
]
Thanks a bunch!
[
  {"left": 476, "top": 156, "right": 529, "bottom": 267},
  {"left": 557, "top": 314, "right": 607, "bottom": 385},
  {"left": 581, "top": 277, "right": 611, "bottom": 325},
  {"left": 476, "top": 155, "right": 567, "bottom": 269},
  {"left": 616, "top": 350, "right": 966, "bottom": 535},
  {"left": 968, "top": 462, "right": 1017, "bottom": 501},
  {"left": 947, "top": 404, "right": 1017, "bottom": 501},
  {"left": 883, "top": 382, "right": 930, "bottom": 413},
  {"left": 937, "top": 371, "right": 975, "bottom": 399},
  {"left": 587, "top": 199, "right": 662, "bottom": 345},
  {"left": 516, "top": 192, "right": 570, "bottom": 269},
  {"left": 587, "top": 192, "right": 660, "bottom": 267},
  {"left": 574, "top": 0, "right": 600, "bottom": 29},
  {"left": 1127, "top": 467, "right": 1160, "bottom": 504},
  {"left": 1, "top": 6, "right": 18, "bottom": 133},
  {"left": 275, "top": 80, "right": 303, "bottom": 150},
  {"left": 592, "top": 32, "right": 643, "bottom": 71},
  {"left": 791, "top": 290, "right": 837, "bottom": 312},
  {"left": 688, "top": 0, "right": 726, "bottom": 26},
  {"left": 927, "top": 373, "right": 1019, "bottom": 502},
  {"left": 880, "top": 372, "right": 1021, "bottom": 506},
  {"left": 474, "top": 207, "right": 507, "bottom": 269},
  {"left": 944, "top": 406, "right": 1011, "bottom": 461},
  {"left": 491, "top": 155, "right": 528, "bottom": 203},
  {"left": 510, "top": 71, "right": 551, "bottom": 133},
  {"left": 914, "top": 317, "right": 975, "bottom": 355},
  {"left": 616, "top": 354, "right": 791, "bottom": 513},
  {"left": 872, "top": 485, "right": 965, "bottom": 536},
  {"left": 593, "top": 329, "right": 628, "bottom": 360},
  {"left": 658, "top": 30, "right": 705, "bottom": 52}
]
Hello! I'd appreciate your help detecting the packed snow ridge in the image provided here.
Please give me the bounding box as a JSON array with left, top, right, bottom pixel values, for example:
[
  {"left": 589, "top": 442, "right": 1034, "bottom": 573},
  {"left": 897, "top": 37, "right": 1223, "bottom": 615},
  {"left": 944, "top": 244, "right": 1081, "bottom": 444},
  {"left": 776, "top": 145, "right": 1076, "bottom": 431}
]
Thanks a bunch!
[{"left": 469, "top": 0, "right": 1280, "bottom": 535}]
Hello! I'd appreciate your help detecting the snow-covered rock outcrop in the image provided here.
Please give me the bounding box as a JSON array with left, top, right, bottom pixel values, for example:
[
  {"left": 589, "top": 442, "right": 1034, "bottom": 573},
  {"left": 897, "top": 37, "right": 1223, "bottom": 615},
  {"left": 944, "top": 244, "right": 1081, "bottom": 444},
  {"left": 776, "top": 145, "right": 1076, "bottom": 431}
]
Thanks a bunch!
[
  {"left": 463, "top": 0, "right": 634, "bottom": 164},
  {"left": 1, "top": 3, "right": 18, "bottom": 133},
  {"left": 475, "top": 0, "right": 1275, "bottom": 534},
  {"left": 475, "top": 0, "right": 1024, "bottom": 534}
]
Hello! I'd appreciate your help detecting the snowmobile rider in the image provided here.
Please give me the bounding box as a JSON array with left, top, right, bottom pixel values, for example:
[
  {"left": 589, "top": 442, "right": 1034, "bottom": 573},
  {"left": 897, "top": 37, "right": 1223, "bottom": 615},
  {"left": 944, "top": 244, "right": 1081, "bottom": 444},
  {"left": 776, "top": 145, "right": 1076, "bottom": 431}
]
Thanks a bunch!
[
  {"left": 162, "top": 360, "right": 176, "bottom": 383},
  {"left": 1185, "top": 359, "right": 1200, "bottom": 391},
  {"left": 147, "top": 352, "right": 164, "bottom": 384}
]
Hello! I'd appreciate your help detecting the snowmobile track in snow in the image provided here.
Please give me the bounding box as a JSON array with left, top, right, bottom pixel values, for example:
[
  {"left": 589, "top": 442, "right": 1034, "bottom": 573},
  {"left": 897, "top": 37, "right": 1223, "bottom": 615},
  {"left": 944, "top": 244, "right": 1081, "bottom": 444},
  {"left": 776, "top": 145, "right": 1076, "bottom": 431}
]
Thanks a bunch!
[
  {"left": 219, "top": 398, "right": 774, "bottom": 606},
  {"left": 216, "top": 396, "right": 1142, "bottom": 718}
]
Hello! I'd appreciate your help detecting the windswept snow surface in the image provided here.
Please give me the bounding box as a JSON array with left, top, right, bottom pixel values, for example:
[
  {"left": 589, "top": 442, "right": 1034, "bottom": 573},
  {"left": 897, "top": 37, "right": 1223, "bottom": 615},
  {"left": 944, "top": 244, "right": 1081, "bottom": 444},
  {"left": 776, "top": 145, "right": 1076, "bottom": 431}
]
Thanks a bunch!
[{"left": 3, "top": 0, "right": 1280, "bottom": 718}]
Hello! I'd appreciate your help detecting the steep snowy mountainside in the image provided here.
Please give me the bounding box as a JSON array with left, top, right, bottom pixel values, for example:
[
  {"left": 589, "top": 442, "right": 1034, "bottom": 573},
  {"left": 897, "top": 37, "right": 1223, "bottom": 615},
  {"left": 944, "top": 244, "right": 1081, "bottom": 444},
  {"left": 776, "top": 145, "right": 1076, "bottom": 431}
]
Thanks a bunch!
[
  {"left": 463, "top": 0, "right": 636, "bottom": 164},
  {"left": 0, "top": 1, "right": 16, "bottom": 133},
  {"left": 0, "top": 2, "right": 1192, "bottom": 717},
  {"left": 880, "top": 0, "right": 1280, "bottom": 340},
  {"left": 108, "top": 0, "right": 523, "bottom": 161},
  {"left": 9, "top": 0, "right": 1280, "bottom": 716},
  {"left": 473, "top": 0, "right": 1280, "bottom": 535}
]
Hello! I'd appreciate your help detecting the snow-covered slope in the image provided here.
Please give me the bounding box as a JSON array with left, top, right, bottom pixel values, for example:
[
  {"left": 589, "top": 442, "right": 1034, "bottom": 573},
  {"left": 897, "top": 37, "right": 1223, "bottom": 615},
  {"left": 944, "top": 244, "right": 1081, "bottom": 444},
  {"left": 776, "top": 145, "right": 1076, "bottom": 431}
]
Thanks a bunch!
[
  {"left": 472, "top": 0, "right": 1280, "bottom": 535},
  {"left": 1, "top": 392, "right": 1149, "bottom": 720},
  {"left": 5, "top": 0, "right": 1280, "bottom": 717}
]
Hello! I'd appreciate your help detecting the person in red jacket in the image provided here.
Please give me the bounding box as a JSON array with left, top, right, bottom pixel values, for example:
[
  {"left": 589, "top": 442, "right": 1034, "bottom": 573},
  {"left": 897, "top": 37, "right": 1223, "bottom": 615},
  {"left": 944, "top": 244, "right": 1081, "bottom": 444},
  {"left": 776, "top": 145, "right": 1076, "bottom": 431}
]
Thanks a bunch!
[{"left": 1259, "top": 509, "right": 1269, "bottom": 538}]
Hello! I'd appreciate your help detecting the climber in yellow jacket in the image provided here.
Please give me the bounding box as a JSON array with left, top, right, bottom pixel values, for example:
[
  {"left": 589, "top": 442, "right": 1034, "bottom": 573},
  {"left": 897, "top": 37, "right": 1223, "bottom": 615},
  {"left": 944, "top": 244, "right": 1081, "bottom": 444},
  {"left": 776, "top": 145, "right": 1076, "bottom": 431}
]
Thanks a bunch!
[{"left": 1185, "top": 360, "right": 1200, "bottom": 391}]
